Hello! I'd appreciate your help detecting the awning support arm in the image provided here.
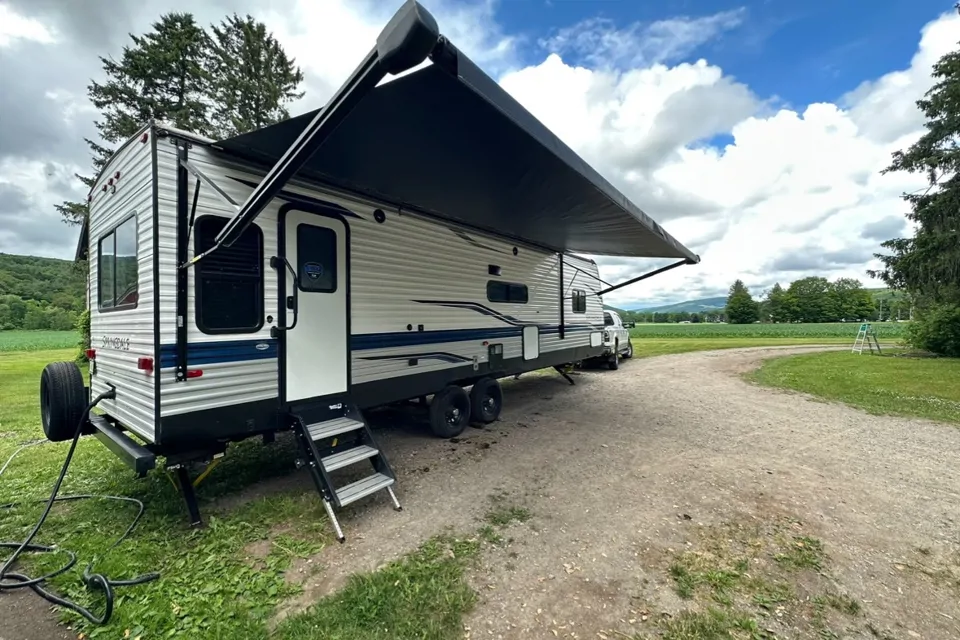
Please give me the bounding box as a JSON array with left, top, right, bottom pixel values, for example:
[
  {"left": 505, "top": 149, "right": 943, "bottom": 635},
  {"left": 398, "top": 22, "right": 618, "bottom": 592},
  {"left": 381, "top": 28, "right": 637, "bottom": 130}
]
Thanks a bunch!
[
  {"left": 596, "top": 257, "right": 696, "bottom": 297},
  {"left": 212, "top": 0, "right": 441, "bottom": 251}
]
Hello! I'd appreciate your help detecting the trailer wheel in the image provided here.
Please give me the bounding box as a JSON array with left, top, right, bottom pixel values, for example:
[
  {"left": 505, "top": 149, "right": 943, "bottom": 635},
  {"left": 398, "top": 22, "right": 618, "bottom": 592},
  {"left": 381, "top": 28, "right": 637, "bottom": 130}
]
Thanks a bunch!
[
  {"left": 429, "top": 385, "right": 471, "bottom": 438},
  {"left": 623, "top": 340, "right": 634, "bottom": 359},
  {"left": 40, "top": 361, "right": 88, "bottom": 442},
  {"left": 608, "top": 341, "right": 620, "bottom": 370},
  {"left": 469, "top": 378, "right": 502, "bottom": 425}
]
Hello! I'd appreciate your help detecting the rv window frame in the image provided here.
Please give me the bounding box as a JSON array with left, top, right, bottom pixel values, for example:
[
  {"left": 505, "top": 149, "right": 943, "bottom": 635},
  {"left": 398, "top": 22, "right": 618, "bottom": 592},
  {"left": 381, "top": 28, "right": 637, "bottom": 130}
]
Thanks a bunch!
[
  {"left": 97, "top": 213, "right": 139, "bottom": 313},
  {"left": 486, "top": 280, "right": 529, "bottom": 304},
  {"left": 194, "top": 214, "right": 265, "bottom": 335},
  {"left": 572, "top": 289, "right": 586, "bottom": 313}
]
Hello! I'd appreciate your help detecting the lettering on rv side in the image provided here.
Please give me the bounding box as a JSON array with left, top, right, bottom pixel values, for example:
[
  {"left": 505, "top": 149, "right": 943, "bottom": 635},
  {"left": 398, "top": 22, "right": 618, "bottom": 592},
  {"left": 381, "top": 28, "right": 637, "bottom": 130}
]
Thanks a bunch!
[{"left": 100, "top": 335, "right": 131, "bottom": 351}]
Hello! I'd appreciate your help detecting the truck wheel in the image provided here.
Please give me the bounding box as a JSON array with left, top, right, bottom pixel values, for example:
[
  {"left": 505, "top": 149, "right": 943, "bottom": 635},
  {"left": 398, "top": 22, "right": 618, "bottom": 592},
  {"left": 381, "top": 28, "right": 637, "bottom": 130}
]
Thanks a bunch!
[
  {"left": 469, "top": 378, "right": 502, "bottom": 425},
  {"left": 429, "top": 385, "right": 471, "bottom": 438},
  {"left": 608, "top": 341, "right": 620, "bottom": 370},
  {"left": 40, "top": 361, "right": 88, "bottom": 442},
  {"left": 623, "top": 340, "right": 634, "bottom": 359}
]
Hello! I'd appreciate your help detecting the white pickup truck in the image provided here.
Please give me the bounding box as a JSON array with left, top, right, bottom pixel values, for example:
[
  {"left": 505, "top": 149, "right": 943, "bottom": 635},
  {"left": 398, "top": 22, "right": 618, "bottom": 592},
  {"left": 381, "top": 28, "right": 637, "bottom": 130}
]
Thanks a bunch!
[{"left": 595, "top": 310, "right": 633, "bottom": 369}]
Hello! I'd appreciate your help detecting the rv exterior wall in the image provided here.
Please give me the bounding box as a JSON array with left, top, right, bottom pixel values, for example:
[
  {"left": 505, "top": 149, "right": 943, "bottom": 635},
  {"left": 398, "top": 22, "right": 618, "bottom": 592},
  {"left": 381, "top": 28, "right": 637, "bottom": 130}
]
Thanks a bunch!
[
  {"left": 155, "top": 142, "right": 281, "bottom": 419},
  {"left": 154, "top": 135, "right": 605, "bottom": 425},
  {"left": 86, "top": 124, "right": 157, "bottom": 442}
]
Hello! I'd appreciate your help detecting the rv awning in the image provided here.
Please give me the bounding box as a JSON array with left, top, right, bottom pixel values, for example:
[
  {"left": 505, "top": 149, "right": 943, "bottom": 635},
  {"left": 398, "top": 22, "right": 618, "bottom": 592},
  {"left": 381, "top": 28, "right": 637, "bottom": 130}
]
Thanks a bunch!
[{"left": 214, "top": 47, "right": 697, "bottom": 261}]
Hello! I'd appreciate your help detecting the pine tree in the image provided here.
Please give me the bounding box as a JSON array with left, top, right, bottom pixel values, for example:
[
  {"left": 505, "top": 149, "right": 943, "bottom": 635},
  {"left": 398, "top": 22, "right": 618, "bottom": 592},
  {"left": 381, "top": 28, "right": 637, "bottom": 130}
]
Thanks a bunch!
[
  {"left": 868, "top": 8, "right": 960, "bottom": 355},
  {"left": 56, "top": 13, "right": 212, "bottom": 226},
  {"left": 206, "top": 14, "right": 304, "bottom": 138},
  {"left": 725, "top": 279, "right": 759, "bottom": 324}
]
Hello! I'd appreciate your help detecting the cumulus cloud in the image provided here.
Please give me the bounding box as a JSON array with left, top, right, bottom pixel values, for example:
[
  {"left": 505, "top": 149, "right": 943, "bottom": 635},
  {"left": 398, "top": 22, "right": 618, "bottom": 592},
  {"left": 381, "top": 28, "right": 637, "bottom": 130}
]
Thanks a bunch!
[
  {"left": 0, "top": 0, "right": 956, "bottom": 313},
  {"left": 506, "top": 10, "right": 958, "bottom": 309}
]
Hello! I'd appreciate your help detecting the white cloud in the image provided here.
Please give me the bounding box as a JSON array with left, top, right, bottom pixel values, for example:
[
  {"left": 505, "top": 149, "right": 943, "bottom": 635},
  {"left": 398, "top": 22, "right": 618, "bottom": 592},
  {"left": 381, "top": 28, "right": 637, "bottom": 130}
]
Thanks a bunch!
[
  {"left": 0, "top": 4, "right": 57, "bottom": 47},
  {"left": 497, "top": 9, "right": 960, "bottom": 309},
  {"left": 2, "top": 0, "right": 957, "bottom": 316},
  {"left": 262, "top": 0, "right": 519, "bottom": 110},
  {"left": 540, "top": 9, "right": 746, "bottom": 69}
]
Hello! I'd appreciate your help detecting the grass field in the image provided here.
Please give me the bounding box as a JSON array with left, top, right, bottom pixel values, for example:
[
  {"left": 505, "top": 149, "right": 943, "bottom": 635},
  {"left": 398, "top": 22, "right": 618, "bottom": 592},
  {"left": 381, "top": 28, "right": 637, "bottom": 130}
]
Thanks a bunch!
[
  {"left": 0, "top": 348, "right": 494, "bottom": 640},
  {"left": 0, "top": 330, "right": 79, "bottom": 351},
  {"left": 750, "top": 351, "right": 960, "bottom": 425},
  {"left": 629, "top": 321, "right": 908, "bottom": 340}
]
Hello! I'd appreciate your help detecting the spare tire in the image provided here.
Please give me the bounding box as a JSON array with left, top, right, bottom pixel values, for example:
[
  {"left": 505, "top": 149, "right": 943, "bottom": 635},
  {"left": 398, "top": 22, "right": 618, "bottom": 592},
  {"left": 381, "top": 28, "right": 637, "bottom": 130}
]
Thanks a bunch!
[{"left": 40, "top": 361, "right": 88, "bottom": 442}]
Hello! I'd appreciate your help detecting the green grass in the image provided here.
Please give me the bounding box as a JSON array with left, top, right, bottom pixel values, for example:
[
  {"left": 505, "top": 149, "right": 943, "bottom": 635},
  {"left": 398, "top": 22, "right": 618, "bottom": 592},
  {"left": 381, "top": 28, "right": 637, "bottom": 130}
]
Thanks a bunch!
[
  {"left": 774, "top": 536, "right": 826, "bottom": 571},
  {"left": 750, "top": 351, "right": 960, "bottom": 424},
  {"left": 0, "top": 330, "right": 79, "bottom": 351},
  {"left": 629, "top": 337, "right": 848, "bottom": 359},
  {"left": 274, "top": 534, "right": 481, "bottom": 640},
  {"left": 629, "top": 322, "right": 908, "bottom": 340},
  {"left": 656, "top": 608, "right": 770, "bottom": 640},
  {"left": 650, "top": 519, "right": 863, "bottom": 640},
  {"left": 0, "top": 348, "right": 486, "bottom": 639}
]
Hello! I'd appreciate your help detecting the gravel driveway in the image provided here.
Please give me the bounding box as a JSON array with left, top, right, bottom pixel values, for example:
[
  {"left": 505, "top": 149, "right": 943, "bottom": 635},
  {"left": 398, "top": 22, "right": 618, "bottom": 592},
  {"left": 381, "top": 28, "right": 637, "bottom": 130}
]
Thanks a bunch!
[{"left": 284, "top": 346, "right": 960, "bottom": 639}]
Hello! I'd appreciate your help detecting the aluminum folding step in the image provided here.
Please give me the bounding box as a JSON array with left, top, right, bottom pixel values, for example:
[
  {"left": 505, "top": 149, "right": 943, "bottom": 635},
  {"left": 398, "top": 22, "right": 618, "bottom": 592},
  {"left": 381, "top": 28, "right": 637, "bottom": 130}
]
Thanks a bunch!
[
  {"left": 291, "top": 404, "right": 401, "bottom": 543},
  {"left": 321, "top": 445, "right": 379, "bottom": 472},
  {"left": 335, "top": 472, "right": 395, "bottom": 507},
  {"left": 307, "top": 416, "right": 364, "bottom": 440}
]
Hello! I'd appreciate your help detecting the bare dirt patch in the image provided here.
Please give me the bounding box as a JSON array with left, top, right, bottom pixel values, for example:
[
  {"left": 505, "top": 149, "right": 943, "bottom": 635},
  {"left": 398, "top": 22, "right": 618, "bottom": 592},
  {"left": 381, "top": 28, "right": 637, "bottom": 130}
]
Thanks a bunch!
[{"left": 268, "top": 346, "right": 959, "bottom": 638}]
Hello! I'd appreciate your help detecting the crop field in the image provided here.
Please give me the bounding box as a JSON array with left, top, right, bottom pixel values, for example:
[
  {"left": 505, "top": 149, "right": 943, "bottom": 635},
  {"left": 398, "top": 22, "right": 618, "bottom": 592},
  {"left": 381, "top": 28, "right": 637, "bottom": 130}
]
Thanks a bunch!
[
  {"left": 629, "top": 321, "right": 908, "bottom": 340},
  {"left": 0, "top": 330, "right": 79, "bottom": 352}
]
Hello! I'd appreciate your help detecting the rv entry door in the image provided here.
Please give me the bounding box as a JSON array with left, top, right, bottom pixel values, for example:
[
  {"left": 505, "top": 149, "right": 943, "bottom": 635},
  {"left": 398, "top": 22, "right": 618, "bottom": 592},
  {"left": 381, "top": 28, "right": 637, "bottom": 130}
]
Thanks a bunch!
[{"left": 282, "top": 210, "right": 348, "bottom": 403}]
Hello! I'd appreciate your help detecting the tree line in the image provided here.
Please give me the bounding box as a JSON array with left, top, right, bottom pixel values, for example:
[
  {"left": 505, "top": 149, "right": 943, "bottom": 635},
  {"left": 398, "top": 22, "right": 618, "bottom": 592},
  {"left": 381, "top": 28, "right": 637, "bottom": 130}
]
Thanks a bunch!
[
  {"left": 57, "top": 12, "right": 304, "bottom": 226},
  {"left": 725, "top": 277, "right": 880, "bottom": 325},
  {"left": 0, "top": 254, "right": 85, "bottom": 330}
]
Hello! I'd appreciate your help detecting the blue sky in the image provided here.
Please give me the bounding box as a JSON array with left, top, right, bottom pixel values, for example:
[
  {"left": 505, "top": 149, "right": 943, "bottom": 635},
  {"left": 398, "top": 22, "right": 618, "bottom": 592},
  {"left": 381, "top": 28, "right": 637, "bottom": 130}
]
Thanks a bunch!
[
  {"left": 498, "top": 0, "right": 953, "bottom": 109},
  {"left": 1, "top": 0, "right": 957, "bottom": 308}
]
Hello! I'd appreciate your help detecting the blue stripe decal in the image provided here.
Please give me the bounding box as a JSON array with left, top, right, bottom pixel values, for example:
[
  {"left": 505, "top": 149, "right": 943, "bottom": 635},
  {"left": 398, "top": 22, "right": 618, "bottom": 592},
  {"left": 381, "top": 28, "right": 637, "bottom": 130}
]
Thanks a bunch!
[
  {"left": 157, "top": 325, "right": 600, "bottom": 367},
  {"left": 158, "top": 339, "right": 278, "bottom": 368}
]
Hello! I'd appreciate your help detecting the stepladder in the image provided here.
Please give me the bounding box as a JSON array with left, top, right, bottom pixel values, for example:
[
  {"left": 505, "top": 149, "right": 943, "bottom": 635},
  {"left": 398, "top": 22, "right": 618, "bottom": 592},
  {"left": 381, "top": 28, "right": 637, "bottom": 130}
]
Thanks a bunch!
[{"left": 852, "top": 323, "right": 882, "bottom": 355}]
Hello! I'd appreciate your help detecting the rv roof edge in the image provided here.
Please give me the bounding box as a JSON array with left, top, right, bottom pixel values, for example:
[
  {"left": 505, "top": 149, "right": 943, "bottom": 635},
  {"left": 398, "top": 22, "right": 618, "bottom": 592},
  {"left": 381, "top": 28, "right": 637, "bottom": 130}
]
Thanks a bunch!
[{"left": 213, "top": 0, "right": 441, "bottom": 250}]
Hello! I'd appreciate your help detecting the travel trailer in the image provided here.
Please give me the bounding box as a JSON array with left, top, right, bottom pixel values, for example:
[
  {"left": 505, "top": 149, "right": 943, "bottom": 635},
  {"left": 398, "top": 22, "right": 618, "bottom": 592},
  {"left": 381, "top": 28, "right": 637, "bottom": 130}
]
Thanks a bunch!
[{"left": 39, "top": 0, "right": 698, "bottom": 541}]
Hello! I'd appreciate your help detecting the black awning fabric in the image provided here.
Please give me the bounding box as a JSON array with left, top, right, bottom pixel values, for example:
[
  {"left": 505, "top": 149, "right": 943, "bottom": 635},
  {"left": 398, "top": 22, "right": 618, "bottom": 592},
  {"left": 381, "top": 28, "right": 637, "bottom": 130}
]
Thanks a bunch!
[{"left": 214, "top": 53, "right": 698, "bottom": 261}]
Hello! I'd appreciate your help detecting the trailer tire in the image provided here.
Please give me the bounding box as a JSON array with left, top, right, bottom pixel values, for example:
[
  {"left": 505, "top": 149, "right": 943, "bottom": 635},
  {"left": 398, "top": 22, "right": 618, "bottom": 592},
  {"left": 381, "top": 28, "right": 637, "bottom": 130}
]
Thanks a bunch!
[
  {"left": 40, "top": 361, "right": 88, "bottom": 443},
  {"left": 469, "top": 378, "right": 502, "bottom": 425},
  {"left": 608, "top": 341, "right": 620, "bottom": 370},
  {"left": 429, "top": 385, "right": 471, "bottom": 438}
]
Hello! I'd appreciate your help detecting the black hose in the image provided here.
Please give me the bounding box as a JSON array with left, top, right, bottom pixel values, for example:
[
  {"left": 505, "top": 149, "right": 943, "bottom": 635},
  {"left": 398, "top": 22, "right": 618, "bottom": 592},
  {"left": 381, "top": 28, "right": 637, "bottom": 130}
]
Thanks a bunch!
[{"left": 0, "top": 389, "right": 160, "bottom": 624}]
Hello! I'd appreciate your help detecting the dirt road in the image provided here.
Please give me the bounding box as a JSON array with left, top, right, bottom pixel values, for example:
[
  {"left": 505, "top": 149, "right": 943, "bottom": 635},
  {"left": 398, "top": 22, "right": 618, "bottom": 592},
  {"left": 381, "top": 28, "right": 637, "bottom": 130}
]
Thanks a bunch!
[{"left": 285, "top": 346, "right": 960, "bottom": 639}]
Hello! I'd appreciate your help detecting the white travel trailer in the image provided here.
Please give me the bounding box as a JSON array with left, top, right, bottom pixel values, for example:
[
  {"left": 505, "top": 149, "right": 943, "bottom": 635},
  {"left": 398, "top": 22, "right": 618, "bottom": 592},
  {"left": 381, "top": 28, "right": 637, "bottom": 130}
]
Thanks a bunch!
[{"left": 38, "top": 1, "right": 698, "bottom": 540}]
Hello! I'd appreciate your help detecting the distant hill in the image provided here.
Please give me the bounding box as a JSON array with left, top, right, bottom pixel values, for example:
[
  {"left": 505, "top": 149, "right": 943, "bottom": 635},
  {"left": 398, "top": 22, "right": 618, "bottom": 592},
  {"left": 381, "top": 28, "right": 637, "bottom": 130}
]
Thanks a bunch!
[
  {"left": 632, "top": 296, "right": 728, "bottom": 314},
  {"left": 0, "top": 253, "right": 85, "bottom": 330}
]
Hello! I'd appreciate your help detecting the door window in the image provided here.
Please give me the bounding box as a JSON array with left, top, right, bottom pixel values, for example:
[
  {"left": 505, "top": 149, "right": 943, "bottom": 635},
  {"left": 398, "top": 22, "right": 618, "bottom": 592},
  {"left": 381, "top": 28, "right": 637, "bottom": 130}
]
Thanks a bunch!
[{"left": 297, "top": 224, "right": 337, "bottom": 293}]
